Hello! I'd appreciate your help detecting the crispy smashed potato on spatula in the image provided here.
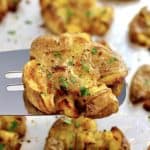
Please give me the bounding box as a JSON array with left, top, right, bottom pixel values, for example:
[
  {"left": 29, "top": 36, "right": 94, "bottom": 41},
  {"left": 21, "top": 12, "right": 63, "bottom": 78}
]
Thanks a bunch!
[
  {"left": 23, "top": 33, "right": 127, "bottom": 118},
  {"left": 44, "top": 117, "right": 130, "bottom": 150},
  {"left": 129, "top": 7, "right": 150, "bottom": 48},
  {"left": 0, "top": 0, "right": 20, "bottom": 21},
  {"left": 40, "top": 0, "right": 113, "bottom": 36},
  {"left": 0, "top": 116, "right": 26, "bottom": 150},
  {"left": 130, "top": 65, "right": 150, "bottom": 111},
  {"left": 98, "top": 40, "right": 125, "bottom": 96}
]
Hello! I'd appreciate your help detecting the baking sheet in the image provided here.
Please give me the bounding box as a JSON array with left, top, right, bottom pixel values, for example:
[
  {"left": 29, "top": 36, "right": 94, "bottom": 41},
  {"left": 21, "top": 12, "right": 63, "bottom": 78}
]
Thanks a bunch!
[{"left": 0, "top": 0, "right": 150, "bottom": 149}]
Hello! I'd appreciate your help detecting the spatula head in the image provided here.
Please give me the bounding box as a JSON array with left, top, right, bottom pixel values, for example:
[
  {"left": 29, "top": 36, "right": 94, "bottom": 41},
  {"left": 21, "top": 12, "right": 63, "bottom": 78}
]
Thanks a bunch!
[
  {"left": 0, "top": 50, "right": 126, "bottom": 115},
  {"left": 0, "top": 50, "right": 28, "bottom": 115}
]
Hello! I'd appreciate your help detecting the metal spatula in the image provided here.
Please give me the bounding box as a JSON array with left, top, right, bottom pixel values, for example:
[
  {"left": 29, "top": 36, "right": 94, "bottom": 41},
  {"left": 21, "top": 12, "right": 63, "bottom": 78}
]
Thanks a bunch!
[{"left": 0, "top": 49, "right": 126, "bottom": 115}]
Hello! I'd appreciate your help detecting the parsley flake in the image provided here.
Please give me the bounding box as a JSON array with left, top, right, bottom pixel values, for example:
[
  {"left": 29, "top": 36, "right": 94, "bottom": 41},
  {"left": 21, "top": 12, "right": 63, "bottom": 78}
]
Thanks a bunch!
[
  {"left": 66, "top": 8, "right": 74, "bottom": 20},
  {"left": 25, "top": 20, "right": 32, "bottom": 25},
  {"left": 7, "top": 30, "right": 16, "bottom": 35},
  {"left": 80, "top": 87, "right": 90, "bottom": 96},
  {"left": 82, "top": 63, "right": 89, "bottom": 72},
  {"left": 108, "top": 57, "right": 118, "bottom": 64},
  {"left": 91, "top": 47, "right": 97, "bottom": 55},
  {"left": 70, "top": 76, "right": 76, "bottom": 83},
  {"left": 63, "top": 118, "right": 72, "bottom": 125},
  {"left": 53, "top": 51, "right": 61, "bottom": 58},
  {"left": 59, "top": 77, "right": 69, "bottom": 89},
  {"left": 100, "top": 9, "right": 107, "bottom": 15},
  {"left": 8, "top": 121, "right": 18, "bottom": 132},
  {"left": 144, "top": 79, "right": 150, "bottom": 87},
  {"left": 75, "top": 122, "right": 80, "bottom": 128},
  {"left": 47, "top": 72, "right": 52, "bottom": 79},
  {"left": 0, "top": 144, "right": 4, "bottom": 150},
  {"left": 68, "top": 60, "right": 74, "bottom": 66},
  {"left": 85, "top": 10, "right": 91, "bottom": 17},
  {"left": 13, "top": 0, "right": 18, "bottom": 4}
]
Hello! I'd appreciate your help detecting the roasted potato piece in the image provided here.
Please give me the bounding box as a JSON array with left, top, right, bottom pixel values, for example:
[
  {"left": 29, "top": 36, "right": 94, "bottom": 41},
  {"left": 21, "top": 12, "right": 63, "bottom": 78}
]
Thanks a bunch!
[
  {"left": 143, "top": 100, "right": 150, "bottom": 111},
  {"left": 130, "top": 65, "right": 150, "bottom": 111},
  {"left": 0, "top": 0, "right": 20, "bottom": 21},
  {"left": 98, "top": 40, "right": 124, "bottom": 96},
  {"left": 0, "top": 0, "right": 7, "bottom": 21},
  {"left": 44, "top": 117, "right": 130, "bottom": 150},
  {"left": 148, "top": 145, "right": 150, "bottom": 150},
  {"left": 101, "top": 0, "right": 138, "bottom": 1},
  {"left": 0, "top": 116, "right": 26, "bottom": 150},
  {"left": 40, "top": 0, "right": 113, "bottom": 36},
  {"left": 23, "top": 33, "right": 127, "bottom": 118},
  {"left": 129, "top": 7, "right": 150, "bottom": 48},
  {"left": 7, "top": 0, "right": 20, "bottom": 12}
]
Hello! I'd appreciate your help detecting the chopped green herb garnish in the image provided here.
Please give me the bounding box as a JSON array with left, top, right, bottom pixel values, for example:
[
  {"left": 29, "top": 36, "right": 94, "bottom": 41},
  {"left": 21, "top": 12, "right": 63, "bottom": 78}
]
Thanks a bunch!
[
  {"left": 63, "top": 118, "right": 72, "bottom": 125},
  {"left": 75, "top": 122, "right": 80, "bottom": 128},
  {"left": 47, "top": 72, "right": 52, "bottom": 79},
  {"left": 85, "top": 10, "right": 91, "bottom": 17},
  {"left": 91, "top": 47, "right": 97, "bottom": 55},
  {"left": 7, "top": 30, "right": 16, "bottom": 35},
  {"left": 53, "top": 51, "right": 61, "bottom": 58},
  {"left": 8, "top": 121, "right": 18, "bottom": 132},
  {"left": 82, "top": 63, "right": 89, "bottom": 72},
  {"left": 13, "top": 0, "right": 18, "bottom": 4},
  {"left": 100, "top": 9, "right": 107, "bottom": 15},
  {"left": 59, "top": 77, "right": 69, "bottom": 89},
  {"left": 79, "top": 74, "right": 82, "bottom": 77},
  {"left": 39, "top": 65, "right": 45, "bottom": 72},
  {"left": 108, "top": 57, "right": 118, "bottom": 64},
  {"left": 144, "top": 79, "right": 150, "bottom": 87},
  {"left": 0, "top": 144, "right": 4, "bottom": 150},
  {"left": 80, "top": 87, "right": 90, "bottom": 96},
  {"left": 66, "top": 8, "right": 74, "bottom": 20},
  {"left": 25, "top": 20, "right": 32, "bottom": 25},
  {"left": 68, "top": 60, "right": 74, "bottom": 66},
  {"left": 70, "top": 76, "right": 76, "bottom": 83}
]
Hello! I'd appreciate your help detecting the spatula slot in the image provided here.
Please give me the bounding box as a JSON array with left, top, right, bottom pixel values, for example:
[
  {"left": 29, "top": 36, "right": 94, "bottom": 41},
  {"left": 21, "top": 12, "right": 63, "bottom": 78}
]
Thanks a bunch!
[
  {"left": 7, "top": 85, "right": 24, "bottom": 91},
  {"left": 5, "top": 71, "right": 22, "bottom": 79}
]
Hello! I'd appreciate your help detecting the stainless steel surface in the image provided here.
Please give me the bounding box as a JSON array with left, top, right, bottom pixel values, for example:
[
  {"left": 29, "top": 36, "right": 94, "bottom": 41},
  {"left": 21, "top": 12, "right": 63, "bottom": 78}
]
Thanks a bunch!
[
  {"left": 0, "top": 50, "right": 28, "bottom": 114},
  {"left": 0, "top": 49, "right": 126, "bottom": 114}
]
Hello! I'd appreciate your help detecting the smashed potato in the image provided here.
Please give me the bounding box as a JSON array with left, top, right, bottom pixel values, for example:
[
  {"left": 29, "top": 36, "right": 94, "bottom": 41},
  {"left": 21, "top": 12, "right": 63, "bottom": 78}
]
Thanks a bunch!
[
  {"left": 0, "top": 116, "right": 26, "bottom": 150},
  {"left": 0, "top": 0, "right": 20, "bottom": 21},
  {"left": 130, "top": 65, "right": 150, "bottom": 111},
  {"left": 129, "top": 7, "right": 150, "bottom": 48},
  {"left": 40, "top": 0, "right": 113, "bottom": 35},
  {"left": 44, "top": 117, "right": 130, "bottom": 150},
  {"left": 23, "top": 33, "right": 127, "bottom": 118}
]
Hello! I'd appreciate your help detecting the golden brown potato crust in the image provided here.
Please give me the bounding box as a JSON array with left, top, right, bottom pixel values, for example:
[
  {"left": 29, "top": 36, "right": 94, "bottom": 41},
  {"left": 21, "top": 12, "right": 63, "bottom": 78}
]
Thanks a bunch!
[
  {"left": 23, "top": 33, "right": 127, "bottom": 118},
  {"left": 130, "top": 65, "right": 150, "bottom": 111},
  {"left": 0, "top": 0, "right": 20, "bottom": 21},
  {"left": 0, "top": 116, "right": 26, "bottom": 150},
  {"left": 44, "top": 117, "right": 130, "bottom": 150},
  {"left": 101, "top": 0, "right": 137, "bottom": 1},
  {"left": 129, "top": 7, "right": 150, "bottom": 48},
  {"left": 40, "top": 0, "right": 113, "bottom": 36}
]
